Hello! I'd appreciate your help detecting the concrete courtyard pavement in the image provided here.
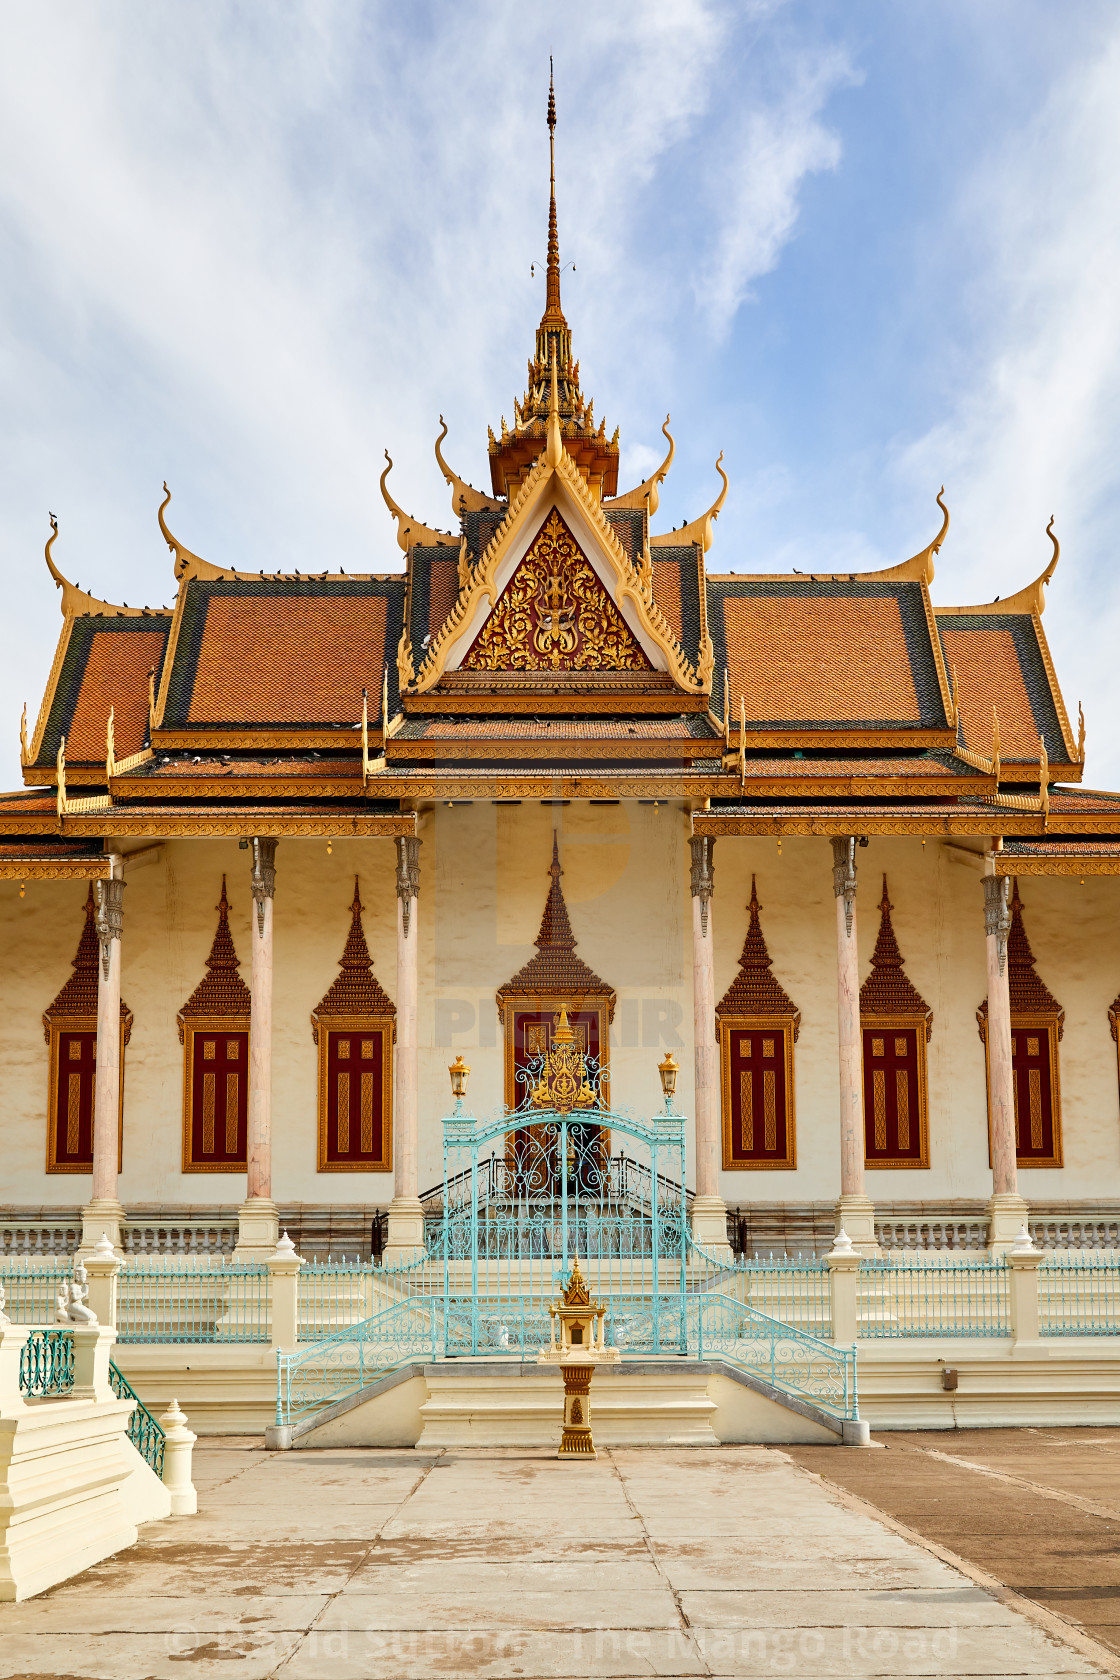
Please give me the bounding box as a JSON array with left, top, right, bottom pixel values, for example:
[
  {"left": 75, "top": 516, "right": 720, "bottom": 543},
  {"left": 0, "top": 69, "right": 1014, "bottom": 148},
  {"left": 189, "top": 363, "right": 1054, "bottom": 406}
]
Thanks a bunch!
[{"left": 0, "top": 1440, "right": 1113, "bottom": 1679}]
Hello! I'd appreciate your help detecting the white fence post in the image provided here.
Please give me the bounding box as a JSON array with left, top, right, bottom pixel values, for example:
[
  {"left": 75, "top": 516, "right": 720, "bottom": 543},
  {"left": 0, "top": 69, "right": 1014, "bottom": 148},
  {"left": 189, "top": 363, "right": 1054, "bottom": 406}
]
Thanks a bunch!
[
  {"left": 1007, "top": 1232, "right": 1043, "bottom": 1342},
  {"left": 268, "top": 1232, "right": 303, "bottom": 1351},
  {"left": 82, "top": 1235, "right": 123, "bottom": 1331},
  {"left": 159, "top": 1399, "right": 198, "bottom": 1515},
  {"left": 827, "top": 1230, "right": 860, "bottom": 1344}
]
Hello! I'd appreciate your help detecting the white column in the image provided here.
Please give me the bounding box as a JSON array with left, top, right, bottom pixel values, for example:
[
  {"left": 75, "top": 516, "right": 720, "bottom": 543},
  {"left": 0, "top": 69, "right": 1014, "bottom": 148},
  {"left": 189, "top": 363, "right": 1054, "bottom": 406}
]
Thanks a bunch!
[
  {"left": 688, "top": 834, "right": 729, "bottom": 1253},
  {"left": 81, "top": 861, "right": 126, "bottom": 1255},
  {"left": 237, "top": 838, "right": 279, "bottom": 1258},
  {"left": 983, "top": 861, "right": 1028, "bottom": 1253},
  {"left": 831, "top": 837, "right": 877, "bottom": 1254},
  {"left": 384, "top": 834, "right": 425, "bottom": 1262}
]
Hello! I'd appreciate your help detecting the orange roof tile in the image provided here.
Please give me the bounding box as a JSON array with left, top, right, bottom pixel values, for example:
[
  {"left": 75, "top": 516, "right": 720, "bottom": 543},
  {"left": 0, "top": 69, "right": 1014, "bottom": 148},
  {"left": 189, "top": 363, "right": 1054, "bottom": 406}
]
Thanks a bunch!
[
  {"left": 937, "top": 619, "right": 1069, "bottom": 763},
  {"left": 651, "top": 561, "right": 683, "bottom": 644},
  {"left": 185, "top": 596, "right": 388, "bottom": 725},
  {"left": 722, "top": 594, "right": 922, "bottom": 724}
]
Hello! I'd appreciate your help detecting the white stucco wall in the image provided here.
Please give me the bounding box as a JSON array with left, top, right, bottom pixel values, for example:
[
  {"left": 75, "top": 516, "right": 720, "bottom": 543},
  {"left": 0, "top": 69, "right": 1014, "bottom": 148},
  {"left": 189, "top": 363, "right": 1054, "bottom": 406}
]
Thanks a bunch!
[{"left": 1, "top": 808, "right": 1118, "bottom": 1209}]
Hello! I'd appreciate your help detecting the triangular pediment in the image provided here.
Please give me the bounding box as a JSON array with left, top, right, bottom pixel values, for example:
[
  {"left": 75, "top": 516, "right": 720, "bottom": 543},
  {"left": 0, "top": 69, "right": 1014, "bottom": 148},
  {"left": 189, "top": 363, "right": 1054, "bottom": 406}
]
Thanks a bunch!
[
  {"left": 460, "top": 508, "right": 653, "bottom": 675},
  {"left": 408, "top": 441, "right": 711, "bottom": 694}
]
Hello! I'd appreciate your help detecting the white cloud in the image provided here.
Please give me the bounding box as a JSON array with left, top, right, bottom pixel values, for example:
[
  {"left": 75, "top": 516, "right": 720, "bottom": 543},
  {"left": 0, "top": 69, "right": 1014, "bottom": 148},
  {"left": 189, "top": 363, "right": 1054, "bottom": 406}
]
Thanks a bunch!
[{"left": 896, "top": 26, "right": 1120, "bottom": 780}]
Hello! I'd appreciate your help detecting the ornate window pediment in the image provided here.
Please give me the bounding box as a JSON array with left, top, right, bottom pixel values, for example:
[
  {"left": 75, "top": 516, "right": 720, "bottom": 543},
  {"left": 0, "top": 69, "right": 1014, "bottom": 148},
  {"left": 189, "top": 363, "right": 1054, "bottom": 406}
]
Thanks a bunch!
[
  {"left": 42, "top": 884, "right": 131, "bottom": 1173},
  {"left": 860, "top": 878, "right": 932, "bottom": 1170},
  {"left": 310, "top": 878, "right": 395, "bottom": 1172},
  {"left": 177, "top": 877, "right": 251, "bottom": 1172},
  {"left": 716, "top": 877, "right": 800, "bottom": 1171}
]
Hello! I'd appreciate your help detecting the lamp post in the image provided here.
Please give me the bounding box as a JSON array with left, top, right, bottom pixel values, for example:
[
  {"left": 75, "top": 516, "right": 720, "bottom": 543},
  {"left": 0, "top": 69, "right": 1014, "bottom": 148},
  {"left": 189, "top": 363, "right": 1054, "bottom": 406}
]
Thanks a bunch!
[
  {"left": 448, "top": 1054, "right": 470, "bottom": 1112},
  {"left": 658, "top": 1051, "right": 679, "bottom": 1111}
]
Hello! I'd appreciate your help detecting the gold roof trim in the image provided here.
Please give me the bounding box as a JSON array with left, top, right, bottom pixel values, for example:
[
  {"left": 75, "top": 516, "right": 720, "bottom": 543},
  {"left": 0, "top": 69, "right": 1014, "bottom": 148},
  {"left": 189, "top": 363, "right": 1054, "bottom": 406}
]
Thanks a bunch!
[
  {"left": 379, "top": 452, "right": 456, "bottom": 552},
  {"left": 605, "top": 417, "right": 675, "bottom": 516},
  {"left": 650, "top": 453, "right": 727, "bottom": 553},
  {"left": 938, "top": 516, "right": 1060, "bottom": 617},
  {"left": 409, "top": 429, "right": 712, "bottom": 696},
  {"left": 866, "top": 488, "right": 949, "bottom": 586},
  {"left": 435, "top": 418, "right": 503, "bottom": 516}
]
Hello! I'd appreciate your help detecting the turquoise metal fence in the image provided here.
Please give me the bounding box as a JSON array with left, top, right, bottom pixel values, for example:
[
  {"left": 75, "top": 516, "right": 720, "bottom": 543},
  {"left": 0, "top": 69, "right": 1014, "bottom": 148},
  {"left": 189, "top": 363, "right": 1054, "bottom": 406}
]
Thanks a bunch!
[
  {"left": 16, "top": 1326, "right": 166, "bottom": 1473},
  {"left": 1040, "top": 1254, "right": 1120, "bottom": 1336},
  {"left": 0, "top": 1257, "right": 71, "bottom": 1324},
  {"left": 19, "top": 1327, "right": 74, "bottom": 1395},
  {"left": 277, "top": 1295, "right": 439, "bottom": 1424},
  {"left": 695, "top": 1291, "right": 856, "bottom": 1421},
  {"left": 116, "top": 1259, "right": 269, "bottom": 1344},
  {"left": 107, "top": 1360, "right": 166, "bottom": 1473},
  {"left": 858, "top": 1257, "right": 1010, "bottom": 1337},
  {"left": 298, "top": 1260, "right": 374, "bottom": 1341}
]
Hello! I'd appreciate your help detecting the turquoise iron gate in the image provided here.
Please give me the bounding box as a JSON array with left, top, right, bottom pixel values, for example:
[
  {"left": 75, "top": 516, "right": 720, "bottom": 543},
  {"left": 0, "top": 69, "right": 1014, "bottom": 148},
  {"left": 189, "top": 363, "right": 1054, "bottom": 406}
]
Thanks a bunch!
[{"left": 439, "top": 1069, "right": 688, "bottom": 1356}]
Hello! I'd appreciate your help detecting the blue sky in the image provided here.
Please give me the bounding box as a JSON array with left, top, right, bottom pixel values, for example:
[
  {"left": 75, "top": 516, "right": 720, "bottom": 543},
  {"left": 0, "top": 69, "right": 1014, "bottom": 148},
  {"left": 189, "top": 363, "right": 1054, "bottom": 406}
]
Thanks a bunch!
[{"left": 2, "top": 1, "right": 1118, "bottom": 786}]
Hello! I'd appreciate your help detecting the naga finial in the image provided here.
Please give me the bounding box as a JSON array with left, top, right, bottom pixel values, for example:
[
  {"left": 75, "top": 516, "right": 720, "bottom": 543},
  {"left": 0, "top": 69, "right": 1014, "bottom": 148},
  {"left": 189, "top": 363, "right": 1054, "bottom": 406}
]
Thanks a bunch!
[{"left": 1042, "top": 515, "right": 1059, "bottom": 585}]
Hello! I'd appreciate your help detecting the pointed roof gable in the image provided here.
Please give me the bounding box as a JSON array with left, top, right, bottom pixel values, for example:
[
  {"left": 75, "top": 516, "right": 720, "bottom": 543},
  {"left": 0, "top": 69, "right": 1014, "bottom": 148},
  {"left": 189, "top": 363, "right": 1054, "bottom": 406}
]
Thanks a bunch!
[
  {"left": 496, "top": 835, "right": 616, "bottom": 1019},
  {"left": 459, "top": 508, "right": 652, "bottom": 675},
  {"left": 42, "top": 884, "right": 133, "bottom": 1037},
  {"left": 177, "top": 876, "right": 252, "bottom": 1032},
  {"left": 410, "top": 445, "right": 711, "bottom": 696},
  {"left": 860, "top": 877, "right": 933, "bottom": 1037},
  {"left": 311, "top": 878, "right": 395, "bottom": 1026},
  {"left": 716, "top": 876, "right": 801, "bottom": 1036}
]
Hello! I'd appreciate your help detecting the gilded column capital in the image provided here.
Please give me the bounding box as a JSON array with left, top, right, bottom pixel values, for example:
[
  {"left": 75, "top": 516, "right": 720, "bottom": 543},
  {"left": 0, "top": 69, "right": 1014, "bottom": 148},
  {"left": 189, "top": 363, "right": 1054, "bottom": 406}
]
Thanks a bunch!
[
  {"left": 93, "top": 878, "right": 125, "bottom": 981},
  {"left": 982, "top": 873, "right": 1012, "bottom": 975},
  {"left": 688, "top": 834, "right": 715, "bottom": 937},
  {"left": 250, "top": 838, "right": 278, "bottom": 937},
  {"left": 830, "top": 835, "right": 859, "bottom": 939},
  {"left": 396, "top": 835, "right": 422, "bottom": 938}
]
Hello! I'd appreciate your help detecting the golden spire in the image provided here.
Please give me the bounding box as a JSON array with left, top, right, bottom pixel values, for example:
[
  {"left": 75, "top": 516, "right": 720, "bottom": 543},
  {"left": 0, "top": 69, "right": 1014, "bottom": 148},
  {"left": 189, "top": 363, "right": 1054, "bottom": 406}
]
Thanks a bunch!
[{"left": 543, "top": 61, "right": 565, "bottom": 332}]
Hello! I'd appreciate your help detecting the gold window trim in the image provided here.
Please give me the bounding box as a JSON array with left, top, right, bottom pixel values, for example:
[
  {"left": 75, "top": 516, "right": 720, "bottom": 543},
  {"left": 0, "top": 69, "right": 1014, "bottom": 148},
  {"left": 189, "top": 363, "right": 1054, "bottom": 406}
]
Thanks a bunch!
[
  {"left": 45, "top": 1015, "right": 126, "bottom": 1175},
  {"left": 980, "top": 1011, "right": 1063, "bottom": 1169},
  {"left": 313, "top": 1013, "right": 395, "bottom": 1173},
  {"left": 860, "top": 1013, "right": 931, "bottom": 1171},
  {"left": 719, "top": 1014, "right": 797, "bottom": 1171},
  {"left": 180, "top": 1015, "right": 251, "bottom": 1174}
]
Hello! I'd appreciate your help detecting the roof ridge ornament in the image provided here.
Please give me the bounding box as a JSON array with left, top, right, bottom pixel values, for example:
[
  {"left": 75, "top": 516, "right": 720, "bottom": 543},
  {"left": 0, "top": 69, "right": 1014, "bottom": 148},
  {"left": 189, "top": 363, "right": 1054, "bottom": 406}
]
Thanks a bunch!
[
  {"left": 650, "top": 453, "right": 727, "bottom": 553},
  {"left": 606, "top": 417, "right": 675, "bottom": 516},
  {"left": 435, "top": 417, "right": 502, "bottom": 516},
  {"left": 43, "top": 512, "right": 150, "bottom": 620},
  {"left": 379, "top": 451, "right": 456, "bottom": 552},
  {"left": 939, "top": 513, "right": 1061, "bottom": 617}
]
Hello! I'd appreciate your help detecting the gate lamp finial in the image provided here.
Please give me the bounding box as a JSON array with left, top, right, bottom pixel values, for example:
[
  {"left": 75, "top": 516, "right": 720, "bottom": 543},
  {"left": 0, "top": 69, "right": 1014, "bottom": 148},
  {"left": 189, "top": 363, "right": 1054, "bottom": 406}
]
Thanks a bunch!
[
  {"left": 658, "top": 1051, "right": 679, "bottom": 1107},
  {"left": 449, "top": 1054, "right": 471, "bottom": 1104}
]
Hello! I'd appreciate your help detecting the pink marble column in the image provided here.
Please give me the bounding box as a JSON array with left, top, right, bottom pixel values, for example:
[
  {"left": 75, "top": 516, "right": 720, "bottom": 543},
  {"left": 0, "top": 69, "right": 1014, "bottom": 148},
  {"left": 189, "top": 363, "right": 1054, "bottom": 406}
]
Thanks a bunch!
[
  {"left": 82, "top": 863, "right": 126, "bottom": 1253},
  {"left": 983, "top": 863, "right": 1028, "bottom": 1251},
  {"left": 688, "top": 834, "right": 729, "bottom": 1251},
  {"left": 385, "top": 834, "right": 424, "bottom": 1260},
  {"left": 237, "top": 838, "right": 279, "bottom": 1258},
  {"left": 831, "top": 837, "right": 877, "bottom": 1253}
]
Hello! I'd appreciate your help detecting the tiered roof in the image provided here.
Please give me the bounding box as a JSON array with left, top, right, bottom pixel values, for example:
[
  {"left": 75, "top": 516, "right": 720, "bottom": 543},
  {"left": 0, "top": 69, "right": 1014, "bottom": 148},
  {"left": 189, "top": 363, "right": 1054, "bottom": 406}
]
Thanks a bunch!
[{"left": 3, "top": 86, "right": 1114, "bottom": 878}]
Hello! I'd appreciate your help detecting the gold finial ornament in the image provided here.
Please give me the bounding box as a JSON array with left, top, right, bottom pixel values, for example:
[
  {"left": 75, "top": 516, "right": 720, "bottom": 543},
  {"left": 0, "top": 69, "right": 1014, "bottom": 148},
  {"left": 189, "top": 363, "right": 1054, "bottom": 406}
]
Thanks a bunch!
[
  {"left": 1078, "top": 701, "right": 1086, "bottom": 764},
  {"left": 105, "top": 705, "right": 116, "bottom": 782},
  {"left": 19, "top": 701, "right": 27, "bottom": 767}
]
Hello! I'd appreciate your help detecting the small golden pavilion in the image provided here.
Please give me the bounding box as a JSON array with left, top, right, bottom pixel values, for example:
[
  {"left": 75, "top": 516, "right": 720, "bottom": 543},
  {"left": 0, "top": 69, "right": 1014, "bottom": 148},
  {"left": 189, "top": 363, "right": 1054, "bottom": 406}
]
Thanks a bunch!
[{"left": 2, "top": 80, "right": 1119, "bottom": 1263}]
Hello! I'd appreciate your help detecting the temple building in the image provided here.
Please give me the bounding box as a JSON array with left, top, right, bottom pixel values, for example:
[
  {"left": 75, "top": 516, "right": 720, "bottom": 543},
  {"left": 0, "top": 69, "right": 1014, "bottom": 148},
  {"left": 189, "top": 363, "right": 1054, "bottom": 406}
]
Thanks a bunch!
[{"left": 4, "top": 81, "right": 1120, "bottom": 1267}]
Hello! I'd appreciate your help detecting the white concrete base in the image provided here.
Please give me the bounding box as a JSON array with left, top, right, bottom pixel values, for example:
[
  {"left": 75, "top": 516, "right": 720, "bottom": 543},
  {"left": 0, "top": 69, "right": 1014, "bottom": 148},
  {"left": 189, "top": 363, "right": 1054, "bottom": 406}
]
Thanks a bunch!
[
  {"left": 690, "top": 1194, "right": 732, "bottom": 1258},
  {"left": 988, "top": 1191, "right": 1031, "bottom": 1256},
  {"left": 382, "top": 1196, "right": 426, "bottom": 1266},
  {"left": 836, "top": 1193, "right": 881, "bottom": 1256},
  {"left": 233, "top": 1197, "right": 279, "bottom": 1261},
  {"left": 78, "top": 1197, "right": 126, "bottom": 1257}
]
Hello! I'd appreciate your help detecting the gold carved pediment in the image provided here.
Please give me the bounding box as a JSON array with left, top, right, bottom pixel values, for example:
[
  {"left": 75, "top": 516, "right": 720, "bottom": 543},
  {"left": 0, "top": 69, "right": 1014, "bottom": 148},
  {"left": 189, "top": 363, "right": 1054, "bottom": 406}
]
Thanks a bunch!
[{"left": 460, "top": 509, "right": 652, "bottom": 675}]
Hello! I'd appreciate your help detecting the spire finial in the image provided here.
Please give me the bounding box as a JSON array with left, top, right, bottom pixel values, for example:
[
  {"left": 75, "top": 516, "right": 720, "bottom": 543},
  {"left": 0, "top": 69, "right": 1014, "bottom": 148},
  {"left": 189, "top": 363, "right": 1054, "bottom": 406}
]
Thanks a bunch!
[{"left": 541, "top": 60, "right": 566, "bottom": 335}]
